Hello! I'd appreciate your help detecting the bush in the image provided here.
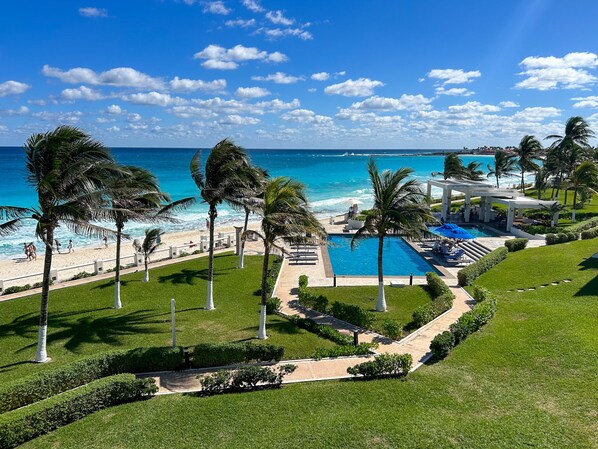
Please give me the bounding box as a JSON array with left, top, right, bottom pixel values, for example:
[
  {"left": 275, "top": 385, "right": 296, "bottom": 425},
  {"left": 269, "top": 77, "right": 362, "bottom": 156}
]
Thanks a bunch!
[
  {"left": 381, "top": 319, "right": 403, "bottom": 340},
  {"left": 545, "top": 232, "right": 579, "bottom": 245},
  {"left": 472, "top": 285, "right": 491, "bottom": 302},
  {"left": 518, "top": 224, "right": 558, "bottom": 235},
  {"left": 266, "top": 297, "right": 282, "bottom": 314},
  {"left": 449, "top": 297, "right": 497, "bottom": 344},
  {"left": 71, "top": 271, "right": 95, "bottom": 280},
  {"left": 285, "top": 315, "right": 352, "bottom": 345},
  {"left": 313, "top": 343, "right": 378, "bottom": 360},
  {"left": 565, "top": 216, "right": 598, "bottom": 233},
  {"left": 457, "top": 247, "right": 508, "bottom": 286},
  {"left": 504, "top": 238, "right": 528, "bottom": 252},
  {"left": 426, "top": 272, "right": 453, "bottom": 299},
  {"left": 298, "top": 274, "right": 309, "bottom": 288},
  {"left": 347, "top": 353, "right": 412, "bottom": 379},
  {"left": 434, "top": 293, "right": 454, "bottom": 314},
  {"left": 199, "top": 364, "right": 296, "bottom": 395},
  {"left": 1, "top": 285, "right": 32, "bottom": 295},
  {"left": 0, "top": 346, "right": 182, "bottom": 414},
  {"left": 430, "top": 331, "right": 455, "bottom": 360},
  {"left": 191, "top": 342, "right": 284, "bottom": 368},
  {"left": 580, "top": 226, "right": 598, "bottom": 240},
  {"left": 412, "top": 304, "right": 436, "bottom": 327},
  {"left": 0, "top": 374, "right": 155, "bottom": 449},
  {"left": 330, "top": 301, "right": 375, "bottom": 329},
  {"left": 297, "top": 288, "right": 329, "bottom": 314}
]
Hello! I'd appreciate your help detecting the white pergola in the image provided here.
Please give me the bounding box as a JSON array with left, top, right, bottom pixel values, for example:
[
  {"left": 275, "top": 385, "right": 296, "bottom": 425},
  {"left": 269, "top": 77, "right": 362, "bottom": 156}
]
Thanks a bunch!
[{"left": 427, "top": 178, "right": 560, "bottom": 231}]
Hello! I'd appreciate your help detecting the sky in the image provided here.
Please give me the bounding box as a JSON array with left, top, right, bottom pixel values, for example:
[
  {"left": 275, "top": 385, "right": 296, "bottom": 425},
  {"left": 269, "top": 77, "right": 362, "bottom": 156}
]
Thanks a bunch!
[{"left": 2, "top": 0, "right": 598, "bottom": 149}]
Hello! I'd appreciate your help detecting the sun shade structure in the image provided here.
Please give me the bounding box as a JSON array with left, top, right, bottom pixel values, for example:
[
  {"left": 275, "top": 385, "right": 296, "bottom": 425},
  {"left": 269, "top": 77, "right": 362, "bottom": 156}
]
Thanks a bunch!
[
  {"left": 427, "top": 178, "right": 561, "bottom": 232},
  {"left": 432, "top": 223, "right": 475, "bottom": 240}
]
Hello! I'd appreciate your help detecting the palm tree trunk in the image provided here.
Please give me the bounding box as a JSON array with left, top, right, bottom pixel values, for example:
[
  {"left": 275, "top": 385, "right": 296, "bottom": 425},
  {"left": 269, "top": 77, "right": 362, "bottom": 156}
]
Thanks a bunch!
[
  {"left": 35, "top": 226, "right": 54, "bottom": 363},
  {"left": 144, "top": 257, "right": 149, "bottom": 282},
  {"left": 205, "top": 204, "right": 217, "bottom": 310},
  {"left": 496, "top": 174, "right": 500, "bottom": 189},
  {"left": 376, "top": 234, "right": 387, "bottom": 312},
  {"left": 521, "top": 170, "right": 525, "bottom": 193},
  {"left": 238, "top": 206, "right": 250, "bottom": 269},
  {"left": 114, "top": 224, "right": 123, "bottom": 309},
  {"left": 572, "top": 188, "right": 578, "bottom": 222},
  {"left": 257, "top": 243, "right": 270, "bottom": 339},
  {"left": 564, "top": 188, "right": 568, "bottom": 205}
]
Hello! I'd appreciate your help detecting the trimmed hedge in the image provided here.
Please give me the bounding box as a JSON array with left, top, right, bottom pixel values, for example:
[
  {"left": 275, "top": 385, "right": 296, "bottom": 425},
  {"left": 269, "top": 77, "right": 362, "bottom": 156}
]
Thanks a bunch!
[
  {"left": 426, "top": 272, "right": 454, "bottom": 299},
  {"left": 330, "top": 301, "right": 375, "bottom": 329},
  {"left": 545, "top": 232, "right": 579, "bottom": 245},
  {"left": 457, "top": 247, "right": 508, "bottom": 286},
  {"left": 266, "top": 296, "right": 282, "bottom": 314},
  {"left": 0, "top": 374, "right": 155, "bottom": 449},
  {"left": 411, "top": 293, "right": 453, "bottom": 327},
  {"left": 298, "top": 274, "right": 309, "bottom": 288},
  {"left": 472, "top": 285, "right": 491, "bottom": 303},
  {"left": 580, "top": 226, "right": 598, "bottom": 240},
  {"left": 285, "top": 315, "right": 352, "bottom": 345},
  {"left": 191, "top": 342, "right": 284, "bottom": 368},
  {"left": 313, "top": 343, "right": 377, "bottom": 360},
  {"left": 504, "top": 238, "right": 528, "bottom": 252},
  {"left": 347, "top": 353, "right": 412, "bottom": 379},
  {"left": 0, "top": 346, "right": 182, "bottom": 414},
  {"left": 565, "top": 217, "right": 598, "bottom": 233},
  {"left": 430, "top": 331, "right": 455, "bottom": 359},
  {"left": 199, "top": 364, "right": 296, "bottom": 395}
]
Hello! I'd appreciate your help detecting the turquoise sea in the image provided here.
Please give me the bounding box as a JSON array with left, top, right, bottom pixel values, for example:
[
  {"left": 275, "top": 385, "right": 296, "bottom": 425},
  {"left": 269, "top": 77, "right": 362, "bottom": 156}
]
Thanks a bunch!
[{"left": 0, "top": 147, "right": 506, "bottom": 259}]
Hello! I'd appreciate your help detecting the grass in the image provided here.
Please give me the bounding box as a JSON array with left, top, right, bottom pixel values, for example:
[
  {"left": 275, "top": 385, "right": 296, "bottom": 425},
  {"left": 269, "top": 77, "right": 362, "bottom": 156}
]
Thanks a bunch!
[
  {"left": 306, "top": 285, "right": 433, "bottom": 333},
  {"left": 19, "top": 239, "right": 598, "bottom": 448},
  {"left": 0, "top": 253, "right": 336, "bottom": 383}
]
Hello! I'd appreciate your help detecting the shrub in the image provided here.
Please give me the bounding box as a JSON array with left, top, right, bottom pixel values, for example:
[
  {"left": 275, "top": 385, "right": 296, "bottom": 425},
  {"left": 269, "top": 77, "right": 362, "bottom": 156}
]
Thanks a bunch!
[
  {"left": 298, "top": 274, "right": 309, "bottom": 288},
  {"left": 381, "top": 319, "right": 403, "bottom": 340},
  {"left": 412, "top": 304, "right": 436, "bottom": 327},
  {"left": 430, "top": 331, "right": 455, "bottom": 360},
  {"left": 580, "top": 226, "right": 598, "bottom": 240},
  {"left": 347, "top": 353, "right": 412, "bottom": 379},
  {"left": 313, "top": 343, "right": 378, "bottom": 360},
  {"left": 199, "top": 364, "right": 296, "bottom": 395},
  {"left": 330, "top": 301, "right": 375, "bottom": 329},
  {"left": 565, "top": 216, "right": 598, "bottom": 233},
  {"left": 449, "top": 297, "right": 497, "bottom": 344},
  {"left": 504, "top": 238, "right": 528, "bottom": 252},
  {"left": 266, "top": 297, "right": 282, "bottom": 314},
  {"left": 545, "top": 232, "right": 579, "bottom": 245},
  {"left": 2, "top": 285, "right": 32, "bottom": 295},
  {"left": 191, "top": 342, "right": 284, "bottom": 368},
  {"left": 518, "top": 224, "right": 558, "bottom": 235},
  {"left": 297, "top": 288, "right": 329, "bottom": 314},
  {"left": 0, "top": 346, "right": 182, "bottom": 414},
  {"left": 0, "top": 374, "right": 155, "bottom": 449},
  {"left": 434, "top": 293, "right": 454, "bottom": 314},
  {"left": 472, "top": 285, "right": 491, "bottom": 302},
  {"left": 457, "top": 247, "right": 508, "bottom": 286},
  {"left": 285, "top": 315, "right": 352, "bottom": 345},
  {"left": 71, "top": 271, "right": 95, "bottom": 280},
  {"left": 426, "top": 272, "right": 453, "bottom": 299}
]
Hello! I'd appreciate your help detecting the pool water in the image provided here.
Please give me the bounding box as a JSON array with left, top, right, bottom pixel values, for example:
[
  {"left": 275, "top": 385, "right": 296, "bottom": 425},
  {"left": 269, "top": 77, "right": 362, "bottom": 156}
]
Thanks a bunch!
[
  {"left": 429, "top": 225, "right": 499, "bottom": 238},
  {"left": 327, "top": 235, "right": 437, "bottom": 276}
]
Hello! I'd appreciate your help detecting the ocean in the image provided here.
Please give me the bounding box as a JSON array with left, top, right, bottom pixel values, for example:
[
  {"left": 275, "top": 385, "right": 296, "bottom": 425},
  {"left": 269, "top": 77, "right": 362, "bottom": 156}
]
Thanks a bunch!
[{"left": 0, "top": 147, "right": 508, "bottom": 259}]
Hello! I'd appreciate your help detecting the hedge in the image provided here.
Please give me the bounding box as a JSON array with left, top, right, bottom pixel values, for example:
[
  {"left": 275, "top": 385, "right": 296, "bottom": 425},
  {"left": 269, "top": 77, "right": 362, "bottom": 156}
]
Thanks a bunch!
[
  {"left": 297, "top": 287, "right": 329, "bottom": 314},
  {"left": 347, "top": 353, "right": 412, "bottom": 379},
  {"left": 285, "top": 315, "right": 352, "bottom": 345},
  {"left": 411, "top": 293, "right": 453, "bottom": 327},
  {"left": 472, "top": 285, "right": 492, "bottom": 302},
  {"left": 313, "top": 343, "right": 377, "bottom": 360},
  {"left": 565, "top": 217, "right": 598, "bottom": 233},
  {"left": 430, "top": 331, "right": 455, "bottom": 359},
  {"left": 0, "top": 374, "right": 156, "bottom": 449},
  {"left": 426, "top": 272, "right": 454, "bottom": 299},
  {"left": 199, "top": 364, "right": 296, "bottom": 395},
  {"left": 504, "top": 238, "right": 528, "bottom": 252},
  {"left": 298, "top": 274, "right": 309, "bottom": 288},
  {"left": 191, "top": 342, "right": 284, "bottom": 368},
  {"left": 545, "top": 232, "right": 579, "bottom": 245},
  {"left": 0, "top": 346, "right": 182, "bottom": 414},
  {"left": 580, "top": 226, "right": 598, "bottom": 240},
  {"left": 457, "top": 247, "right": 508, "bottom": 286},
  {"left": 330, "top": 301, "right": 375, "bottom": 329}
]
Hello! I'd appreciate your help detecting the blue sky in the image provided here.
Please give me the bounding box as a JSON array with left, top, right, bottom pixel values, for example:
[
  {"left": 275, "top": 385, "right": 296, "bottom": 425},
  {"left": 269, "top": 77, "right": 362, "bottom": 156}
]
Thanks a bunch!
[{"left": 1, "top": 0, "right": 598, "bottom": 148}]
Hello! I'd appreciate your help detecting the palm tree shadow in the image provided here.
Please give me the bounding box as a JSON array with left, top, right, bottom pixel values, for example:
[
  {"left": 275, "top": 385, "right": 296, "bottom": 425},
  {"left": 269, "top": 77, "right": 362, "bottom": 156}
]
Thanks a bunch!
[
  {"left": 158, "top": 268, "right": 228, "bottom": 285},
  {"left": 92, "top": 279, "right": 141, "bottom": 290},
  {"left": 575, "top": 258, "right": 598, "bottom": 297}
]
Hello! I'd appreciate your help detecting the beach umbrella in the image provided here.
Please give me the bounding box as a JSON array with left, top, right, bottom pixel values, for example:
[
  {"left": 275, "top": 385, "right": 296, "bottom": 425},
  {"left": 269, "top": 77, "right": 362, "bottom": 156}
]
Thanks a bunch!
[{"left": 433, "top": 223, "right": 475, "bottom": 240}]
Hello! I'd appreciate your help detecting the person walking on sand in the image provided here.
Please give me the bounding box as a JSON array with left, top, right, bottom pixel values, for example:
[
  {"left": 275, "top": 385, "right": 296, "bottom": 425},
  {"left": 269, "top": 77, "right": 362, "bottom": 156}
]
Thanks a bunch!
[
  {"left": 103, "top": 236, "right": 108, "bottom": 248},
  {"left": 67, "top": 239, "right": 74, "bottom": 253},
  {"left": 24, "top": 243, "right": 31, "bottom": 261},
  {"left": 205, "top": 217, "right": 210, "bottom": 231},
  {"left": 54, "top": 239, "right": 61, "bottom": 254},
  {"left": 29, "top": 242, "right": 37, "bottom": 260}
]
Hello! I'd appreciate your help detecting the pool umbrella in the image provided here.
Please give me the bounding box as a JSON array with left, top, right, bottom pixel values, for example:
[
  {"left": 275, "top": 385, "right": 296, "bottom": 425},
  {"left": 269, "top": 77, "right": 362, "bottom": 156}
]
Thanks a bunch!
[{"left": 433, "top": 223, "right": 475, "bottom": 240}]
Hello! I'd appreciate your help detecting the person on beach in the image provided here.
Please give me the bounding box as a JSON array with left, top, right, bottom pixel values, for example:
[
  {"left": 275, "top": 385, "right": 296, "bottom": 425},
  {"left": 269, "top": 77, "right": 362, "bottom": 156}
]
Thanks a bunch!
[
  {"left": 24, "top": 243, "right": 31, "bottom": 261},
  {"left": 103, "top": 236, "right": 109, "bottom": 248},
  {"left": 205, "top": 218, "right": 210, "bottom": 230},
  {"left": 29, "top": 242, "right": 37, "bottom": 260},
  {"left": 189, "top": 240, "right": 195, "bottom": 248},
  {"left": 54, "top": 239, "right": 61, "bottom": 254},
  {"left": 132, "top": 239, "right": 141, "bottom": 253},
  {"left": 67, "top": 239, "right": 74, "bottom": 253}
]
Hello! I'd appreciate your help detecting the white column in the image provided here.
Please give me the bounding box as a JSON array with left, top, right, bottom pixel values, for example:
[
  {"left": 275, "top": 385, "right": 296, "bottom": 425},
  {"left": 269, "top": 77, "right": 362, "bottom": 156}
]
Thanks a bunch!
[
  {"left": 169, "top": 246, "right": 178, "bottom": 259},
  {"left": 506, "top": 206, "right": 515, "bottom": 231},
  {"left": 517, "top": 208, "right": 524, "bottom": 218},
  {"left": 445, "top": 188, "right": 452, "bottom": 220},
  {"left": 441, "top": 187, "right": 448, "bottom": 220},
  {"left": 94, "top": 259, "right": 104, "bottom": 275},
  {"left": 464, "top": 192, "right": 471, "bottom": 223},
  {"left": 234, "top": 226, "right": 243, "bottom": 255}
]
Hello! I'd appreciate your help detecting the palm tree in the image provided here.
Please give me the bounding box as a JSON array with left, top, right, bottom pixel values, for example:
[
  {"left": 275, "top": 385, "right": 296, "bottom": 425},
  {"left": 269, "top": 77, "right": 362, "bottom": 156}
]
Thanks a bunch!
[
  {"left": 569, "top": 161, "right": 598, "bottom": 222},
  {"left": 246, "top": 177, "right": 325, "bottom": 339},
  {"left": 514, "top": 135, "right": 542, "bottom": 193},
  {"left": 139, "top": 228, "right": 164, "bottom": 282},
  {"left": 432, "top": 153, "right": 463, "bottom": 179},
  {"left": 104, "top": 166, "right": 194, "bottom": 308},
  {"left": 352, "top": 159, "right": 433, "bottom": 312},
  {"left": 534, "top": 167, "right": 550, "bottom": 200},
  {"left": 487, "top": 151, "right": 517, "bottom": 188},
  {"left": 0, "top": 207, "right": 29, "bottom": 236},
  {"left": 0, "top": 126, "right": 120, "bottom": 362},
  {"left": 462, "top": 161, "right": 485, "bottom": 181},
  {"left": 190, "top": 138, "right": 261, "bottom": 310}
]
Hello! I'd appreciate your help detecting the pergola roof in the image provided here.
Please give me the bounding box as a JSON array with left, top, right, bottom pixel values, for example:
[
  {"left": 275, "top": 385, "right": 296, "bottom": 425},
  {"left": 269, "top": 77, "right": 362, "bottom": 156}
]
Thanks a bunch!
[
  {"left": 493, "top": 196, "right": 559, "bottom": 209},
  {"left": 427, "top": 178, "right": 521, "bottom": 198}
]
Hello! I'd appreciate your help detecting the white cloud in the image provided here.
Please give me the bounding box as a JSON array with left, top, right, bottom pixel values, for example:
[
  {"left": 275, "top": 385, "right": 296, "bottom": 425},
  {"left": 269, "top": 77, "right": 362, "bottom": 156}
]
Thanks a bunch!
[
  {"left": 218, "top": 114, "right": 261, "bottom": 125},
  {"left": 447, "top": 101, "right": 501, "bottom": 114},
  {"left": 242, "top": 0, "right": 264, "bottom": 13},
  {"left": 346, "top": 94, "right": 433, "bottom": 111},
  {"left": 127, "top": 113, "right": 142, "bottom": 122},
  {"left": 235, "top": 87, "right": 271, "bottom": 98},
  {"left": 324, "top": 78, "right": 384, "bottom": 97},
  {"left": 257, "top": 27, "right": 313, "bottom": 40},
  {"left": 107, "top": 126, "right": 120, "bottom": 132},
  {"left": 311, "top": 72, "right": 330, "bottom": 81},
  {"left": 79, "top": 7, "right": 108, "bottom": 18},
  {"left": 106, "top": 104, "right": 123, "bottom": 114},
  {"left": 0, "top": 106, "right": 29, "bottom": 116},
  {"left": 427, "top": 69, "right": 481, "bottom": 84},
  {"left": 307, "top": 88, "right": 317, "bottom": 93},
  {"left": 252, "top": 72, "right": 303, "bottom": 84},
  {"left": 61, "top": 85, "right": 104, "bottom": 101},
  {"left": 266, "top": 10, "right": 294, "bottom": 26},
  {"left": 256, "top": 98, "right": 300, "bottom": 111},
  {"left": 193, "top": 44, "right": 287, "bottom": 70},
  {"left": 202, "top": 1, "right": 230, "bottom": 15},
  {"left": 435, "top": 87, "right": 474, "bottom": 96},
  {"left": 225, "top": 18, "right": 255, "bottom": 27},
  {"left": 0, "top": 80, "right": 31, "bottom": 97},
  {"left": 123, "top": 92, "right": 187, "bottom": 107},
  {"left": 512, "top": 106, "right": 561, "bottom": 121},
  {"left": 281, "top": 109, "right": 333, "bottom": 125},
  {"left": 169, "top": 76, "right": 226, "bottom": 93},
  {"left": 499, "top": 101, "right": 519, "bottom": 108},
  {"left": 516, "top": 52, "right": 598, "bottom": 90},
  {"left": 572, "top": 96, "right": 598, "bottom": 108},
  {"left": 169, "top": 96, "right": 299, "bottom": 118},
  {"left": 42, "top": 65, "right": 163, "bottom": 89}
]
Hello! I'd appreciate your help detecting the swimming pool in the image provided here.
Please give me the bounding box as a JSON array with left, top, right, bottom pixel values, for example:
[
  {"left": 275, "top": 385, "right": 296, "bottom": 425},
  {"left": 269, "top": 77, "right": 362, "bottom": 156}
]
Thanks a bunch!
[
  {"left": 327, "top": 234, "right": 437, "bottom": 276},
  {"left": 428, "top": 225, "right": 500, "bottom": 238}
]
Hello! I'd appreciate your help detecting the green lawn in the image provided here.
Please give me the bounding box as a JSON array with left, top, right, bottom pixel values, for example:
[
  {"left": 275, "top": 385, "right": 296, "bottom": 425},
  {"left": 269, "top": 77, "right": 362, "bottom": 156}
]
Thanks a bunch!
[
  {"left": 0, "top": 253, "right": 336, "bottom": 383},
  {"left": 19, "top": 239, "right": 598, "bottom": 448},
  {"left": 307, "top": 285, "right": 433, "bottom": 333}
]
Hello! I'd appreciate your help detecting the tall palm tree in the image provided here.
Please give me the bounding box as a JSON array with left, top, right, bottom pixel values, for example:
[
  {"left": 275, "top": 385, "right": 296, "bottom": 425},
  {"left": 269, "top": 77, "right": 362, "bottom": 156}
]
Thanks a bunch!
[
  {"left": 462, "top": 161, "right": 485, "bottom": 181},
  {"left": 190, "top": 138, "right": 261, "bottom": 310},
  {"left": 0, "top": 126, "right": 120, "bottom": 362},
  {"left": 534, "top": 167, "right": 550, "bottom": 200},
  {"left": 104, "top": 166, "right": 194, "bottom": 308},
  {"left": 352, "top": 159, "right": 433, "bottom": 312},
  {"left": 569, "top": 161, "right": 598, "bottom": 222},
  {"left": 246, "top": 177, "right": 325, "bottom": 339},
  {"left": 487, "top": 151, "right": 517, "bottom": 188},
  {"left": 0, "top": 207, "right": 29, "bottom": 236},
  {"left": 432, "top": 153, "right": 463, "bottom": 179},
  {"left": 514, "top": 135, "right": 542, "bottom": 193},
  {"left": 140, "top": 228, "right": 164, "bottom": 282}
]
